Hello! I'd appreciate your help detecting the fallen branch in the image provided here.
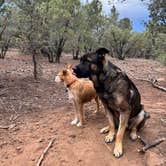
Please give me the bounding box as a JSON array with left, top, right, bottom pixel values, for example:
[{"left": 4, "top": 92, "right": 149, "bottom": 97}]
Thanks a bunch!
[
  {"left": 11, "top": 114, "right": 20, "bottom": 121},
  {"left": 0, "top": 125, "right": 9, "bottom": 129},
  {"left": 143, "top": 78, "right": 166, "bottom": 92},
  {"left": 0, "top": 124, "right": 16, "bottom": 130},
  {"left": 36, "top": 138, "right": 55, "bottom": 166},
  {"left": 0, "top": 88, "right": 8, "bottom": 96},
  {"left": 161, "top": 118, "right": 166, "bottom": 123},
  {"left": 137, "top": 136, "right": 165, "bottom": 153},
  {"left": 129, "top": 74, "right": 166, "bottom": 93},
  {"left": 0, "top": 92, "right": 6, "bottom": 96}
]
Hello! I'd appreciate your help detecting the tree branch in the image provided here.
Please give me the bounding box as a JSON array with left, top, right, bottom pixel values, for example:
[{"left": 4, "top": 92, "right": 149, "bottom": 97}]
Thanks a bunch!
[
  {"left": 129, "top": 73, "right": 166, "bottom": 93},
  {"left": 138, "top": 136, "right": 165, "bottom": 153},
  {"left": 36, "top": 138, "right": 55, "bottom": 166}
]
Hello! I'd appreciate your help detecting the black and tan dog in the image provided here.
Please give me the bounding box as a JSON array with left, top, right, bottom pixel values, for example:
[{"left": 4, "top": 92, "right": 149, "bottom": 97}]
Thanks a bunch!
[{"left": 73, "top": 48, "right": 149, "bottom": 158}]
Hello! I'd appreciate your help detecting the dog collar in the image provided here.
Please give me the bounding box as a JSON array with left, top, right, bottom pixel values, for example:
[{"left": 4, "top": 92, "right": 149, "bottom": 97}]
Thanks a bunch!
[{"left": 66, "top": 79, "right": 77, "bottom": 88}]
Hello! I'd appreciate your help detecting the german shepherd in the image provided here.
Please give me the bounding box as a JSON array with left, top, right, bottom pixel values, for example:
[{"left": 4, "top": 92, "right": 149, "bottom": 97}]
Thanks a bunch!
[
  {"left": 55, "top": 64, "right": 99, "bottom": 127},
  {"left": 73, "top": 48, "right": 149, "bottom": 158}
]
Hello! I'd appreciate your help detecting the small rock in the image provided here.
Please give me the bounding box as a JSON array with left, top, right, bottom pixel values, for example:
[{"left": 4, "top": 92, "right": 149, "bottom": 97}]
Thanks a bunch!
[
  {"left": 9, "top": 124, "right": 16, "bottom": 129},
  {"left": 4, "top": 155, "right": 8, "bottom": 159},
  {"left": 16, "top": 146, "right": 23, "bottom": 153},
  {"left": 16, "top": 146, "right": 21, "bottom": 151},
  {"left": 38, "top": 138, "right": 44, "bottom": 143},
  {"left": 49, "top": 127, "right": 53, "bottom": 130},
  {"left": 69, "top": 134, "right": 76, "bottom": 138},
  {"left": 31, "top": 157, "right": 35, "bottom": 161},
  {"left": 3, "top": 141, "right": 7, "bottom": 144},
  {"left": 12, "top": 127, "right": 19, "bottom": 132}
]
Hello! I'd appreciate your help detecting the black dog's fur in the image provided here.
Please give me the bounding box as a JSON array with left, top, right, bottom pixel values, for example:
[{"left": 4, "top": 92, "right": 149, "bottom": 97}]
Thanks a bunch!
[{"left": 73, "top": 48, "right": 149, "bottom": 158}]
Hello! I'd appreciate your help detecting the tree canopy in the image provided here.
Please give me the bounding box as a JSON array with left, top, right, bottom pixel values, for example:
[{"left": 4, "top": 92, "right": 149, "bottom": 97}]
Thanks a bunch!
[{"left": 0, "top": 0, "right": 165, "bottom": 64}]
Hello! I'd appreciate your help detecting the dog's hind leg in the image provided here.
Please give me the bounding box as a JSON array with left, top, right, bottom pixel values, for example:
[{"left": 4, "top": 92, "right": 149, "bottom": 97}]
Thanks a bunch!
[
  {"left": 129, "top": 108, "right": 150, "bottom": 140},
  {"left": 77, "top": 104, "right": 84, "bottom": 127},
  {"left": 129, "top": 110, "right": 145, "bottom": 140},
  {"left": 94, "top": 96, "right": 100, "bottom": 113},
  {"left": 71, "top": 100, "right": 79, "bottom": 125},
  {"left": 114, "top": 111, "right": 130, "bottom": 158}
]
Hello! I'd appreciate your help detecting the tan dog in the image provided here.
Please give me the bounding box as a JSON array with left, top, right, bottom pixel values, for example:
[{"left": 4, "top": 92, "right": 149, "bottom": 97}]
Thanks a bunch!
[{"left": 55, "top": 64, "right": 99, "bottom": 127}]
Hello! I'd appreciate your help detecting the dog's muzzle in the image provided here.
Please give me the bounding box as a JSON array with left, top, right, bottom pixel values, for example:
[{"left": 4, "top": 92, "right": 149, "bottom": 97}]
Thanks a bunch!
[{"left": 55, "top": 75, "right": 61, "bottom": 82}]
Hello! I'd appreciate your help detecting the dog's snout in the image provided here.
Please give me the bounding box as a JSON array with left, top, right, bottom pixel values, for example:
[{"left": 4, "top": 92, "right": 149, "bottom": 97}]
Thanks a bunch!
[
  {"left": 72, "top": 65, "right": 78, "bottom": 74},
  {"left": 55, "top": 75, "right": 61, "bottom": 82},
  {"left": 72, "top": 65, "right": 77, "bottom": 71}
]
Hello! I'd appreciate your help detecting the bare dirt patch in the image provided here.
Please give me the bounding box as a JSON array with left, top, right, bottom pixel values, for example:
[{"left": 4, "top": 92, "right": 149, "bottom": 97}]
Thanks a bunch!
[{"left": 0, "top": 50, "right": 166, "bottom": 166}]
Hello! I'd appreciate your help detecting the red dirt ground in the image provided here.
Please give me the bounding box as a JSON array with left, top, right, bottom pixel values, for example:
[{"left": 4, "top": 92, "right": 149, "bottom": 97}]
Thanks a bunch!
[{"left": 0, "top": 49, "right": 166, "bottom": 166}]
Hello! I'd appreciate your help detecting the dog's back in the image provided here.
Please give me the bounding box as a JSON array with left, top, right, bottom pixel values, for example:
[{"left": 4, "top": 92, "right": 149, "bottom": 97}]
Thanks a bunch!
[{"left": 55, "top": 65, "right": 97, "bottom": 103}]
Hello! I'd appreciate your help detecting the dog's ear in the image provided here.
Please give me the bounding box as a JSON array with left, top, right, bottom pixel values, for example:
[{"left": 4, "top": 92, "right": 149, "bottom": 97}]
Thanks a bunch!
[
  {"left": 66, "top": 64, "right": 72, "bottom": 69},
  {"left": 62, "top": 69, "right": 67, "bottom": 75},
  {"left": 95, "top": 48, "right": 109, "bottom": 56},
  {"left": 95, "top": 48, "right": 109, "bottom": 61}
]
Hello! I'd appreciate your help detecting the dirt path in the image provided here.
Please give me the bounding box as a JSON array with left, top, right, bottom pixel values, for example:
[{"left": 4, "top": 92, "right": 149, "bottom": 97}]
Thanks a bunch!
[{"left": 0, "top": 50, "right": 166, "bottom": 166}]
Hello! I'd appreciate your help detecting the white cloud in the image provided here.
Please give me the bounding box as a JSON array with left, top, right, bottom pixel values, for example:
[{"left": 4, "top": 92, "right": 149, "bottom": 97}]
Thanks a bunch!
[
  {"left": 81, "top": 0, "right": 149, "bottom": 31},
  {"left": 102, "top": 0, "right": 148, "bottom": 18},
  {"left": 102, "top": 0, "right": 149, "bottom": 31}
]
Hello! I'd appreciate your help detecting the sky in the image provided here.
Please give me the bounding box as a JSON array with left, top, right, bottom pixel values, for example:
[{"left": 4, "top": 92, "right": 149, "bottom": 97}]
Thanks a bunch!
[{"left": 81, "top": 0, "right": 149, "bottom": 32}]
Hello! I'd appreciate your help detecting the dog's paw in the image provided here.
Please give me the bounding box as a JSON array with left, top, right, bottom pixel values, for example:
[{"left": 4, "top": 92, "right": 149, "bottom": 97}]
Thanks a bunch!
[
  {"left": 100, "top": 126, "right": 110, "bottom": 134},
  {"left": 113, "top": 144, "right": 123, "bottom": 158},
  {"left": 71, "top": 118, "right": 78, "bottom": 125},
  {"left": 76, "top": 122, "right": 83, "bottom": 127},
  {"left": 104, "top": 134, "right": 114, "bottom": 143},
  {"left": 130, "top": 132, "right": 138, "bottom": 141}
]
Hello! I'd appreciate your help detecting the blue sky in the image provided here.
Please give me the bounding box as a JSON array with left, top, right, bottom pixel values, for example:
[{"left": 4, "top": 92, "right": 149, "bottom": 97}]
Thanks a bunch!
[{"left": 81, "top": 0, "right": 149, "bottom": 32}]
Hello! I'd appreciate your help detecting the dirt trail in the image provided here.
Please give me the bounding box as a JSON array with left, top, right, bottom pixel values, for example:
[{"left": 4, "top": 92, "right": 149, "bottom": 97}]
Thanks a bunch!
[{"left": 0, "top": 50, "right": 166, "bottom": 166}]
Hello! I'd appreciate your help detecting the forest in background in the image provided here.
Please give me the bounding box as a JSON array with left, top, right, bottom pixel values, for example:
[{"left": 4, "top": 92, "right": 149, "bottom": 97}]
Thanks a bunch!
[{"left": 0, "top": 0, "right": 166, "bottom": 64}]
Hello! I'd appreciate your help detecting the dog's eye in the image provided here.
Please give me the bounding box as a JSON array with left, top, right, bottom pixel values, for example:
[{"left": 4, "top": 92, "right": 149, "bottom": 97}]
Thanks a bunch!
[{"left": 62, "top": 70, "right": 67, "bottom": 75}]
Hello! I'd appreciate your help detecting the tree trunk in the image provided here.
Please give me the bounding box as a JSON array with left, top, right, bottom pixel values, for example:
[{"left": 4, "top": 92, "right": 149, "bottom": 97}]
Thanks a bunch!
[
  {"left": 55, "top": 47, "right": 62, "bottom": 63},
  {"left": 72, "top": 49, "right": 75, "bottom": 59},
  {"left": 73, "top": 49, "right": 79, "bottom": 60},
  {"left": 32, "top": 53, "right": 37, "bottom": 80},
  {"left": 55, "top": 38, "right": 66, "bottom": 63},
  {"left": 48, "top": 53, "right": 53, "bottom": 63}
]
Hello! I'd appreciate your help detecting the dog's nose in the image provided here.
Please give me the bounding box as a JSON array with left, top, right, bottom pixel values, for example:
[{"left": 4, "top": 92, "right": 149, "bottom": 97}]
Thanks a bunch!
[
  {"left": 72, "top": 66, "right": 77, "bottom": 73},
  {"left": 72, "top": 66, "right": 77, "bottom": 71}
]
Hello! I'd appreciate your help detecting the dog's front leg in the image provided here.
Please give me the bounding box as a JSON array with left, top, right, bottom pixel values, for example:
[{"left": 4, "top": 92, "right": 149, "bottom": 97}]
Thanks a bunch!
[
  {"left": 71, "top": 100, "right": 79, "bottom": 125},
  {"left": 77, "top": 104, "right": 83, "bottom": 127},
  {"left": 100, "top": 103, "right": 115, "bottom": 143},
  {"left": 114, "top": 111, "right": 129, "bottom": 158},
  {"left": 104, "top": 110, "right": 115, "bottom": 143}
]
